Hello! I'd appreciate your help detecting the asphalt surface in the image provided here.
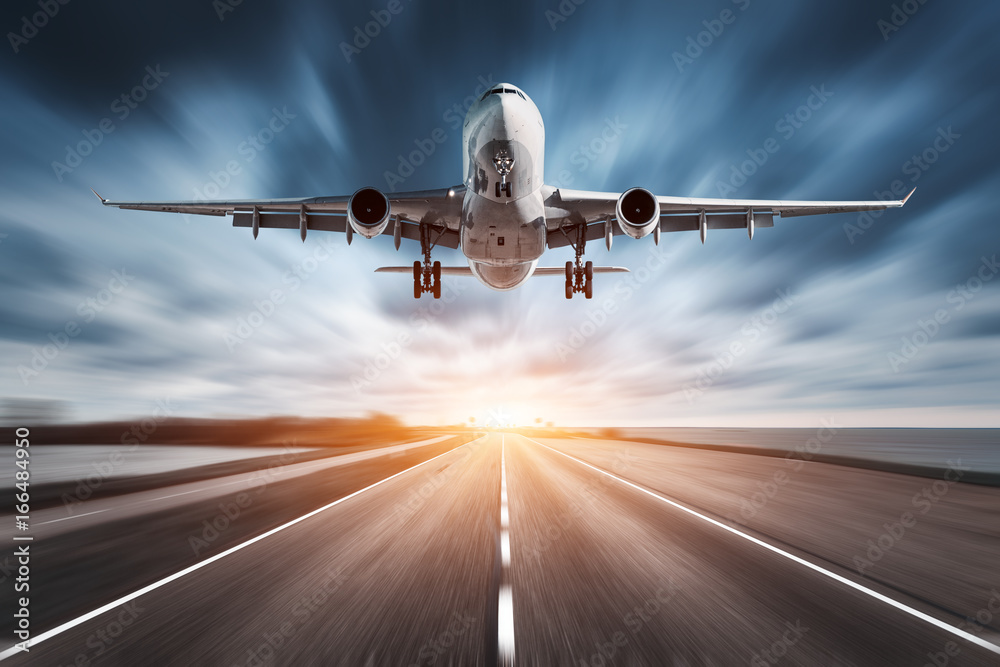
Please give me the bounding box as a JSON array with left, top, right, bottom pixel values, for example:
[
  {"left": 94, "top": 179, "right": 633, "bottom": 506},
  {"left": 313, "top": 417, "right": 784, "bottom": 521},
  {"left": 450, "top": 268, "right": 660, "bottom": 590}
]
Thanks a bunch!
[{"left": 4, "top": 433, "right": 1000, "bottom": 665}]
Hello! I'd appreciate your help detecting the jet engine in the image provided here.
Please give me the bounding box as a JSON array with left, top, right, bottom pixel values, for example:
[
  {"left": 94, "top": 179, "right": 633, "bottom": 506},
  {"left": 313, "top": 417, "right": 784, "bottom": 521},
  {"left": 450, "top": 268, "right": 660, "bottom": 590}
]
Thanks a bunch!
[
  {"left": 615, "top": 187, "right": 660, "bottom": 239},
  {"left": 348, "top": 187, "right": 391, "bottom": 239}
]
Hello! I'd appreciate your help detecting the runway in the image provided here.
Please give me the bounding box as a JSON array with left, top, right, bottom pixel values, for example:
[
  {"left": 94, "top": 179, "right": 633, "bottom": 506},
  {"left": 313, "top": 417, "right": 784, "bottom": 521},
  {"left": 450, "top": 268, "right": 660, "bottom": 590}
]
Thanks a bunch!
[{"left": 3, "top": 432, "right": 999, "bottom": 665}]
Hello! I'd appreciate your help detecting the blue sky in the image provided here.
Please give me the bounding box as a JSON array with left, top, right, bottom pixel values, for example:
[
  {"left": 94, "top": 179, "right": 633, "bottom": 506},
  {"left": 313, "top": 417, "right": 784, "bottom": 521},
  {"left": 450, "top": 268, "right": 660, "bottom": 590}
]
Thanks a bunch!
[{"left": 1, "top": 0, "right": 998, "bottom": 426}]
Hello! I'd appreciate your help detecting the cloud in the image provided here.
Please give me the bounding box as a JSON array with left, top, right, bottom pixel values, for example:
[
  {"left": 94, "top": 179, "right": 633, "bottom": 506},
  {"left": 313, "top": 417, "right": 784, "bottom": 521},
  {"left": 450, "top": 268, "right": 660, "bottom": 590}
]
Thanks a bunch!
[{"left": 1, "top": 0, "right": 998, "bottom": 425}]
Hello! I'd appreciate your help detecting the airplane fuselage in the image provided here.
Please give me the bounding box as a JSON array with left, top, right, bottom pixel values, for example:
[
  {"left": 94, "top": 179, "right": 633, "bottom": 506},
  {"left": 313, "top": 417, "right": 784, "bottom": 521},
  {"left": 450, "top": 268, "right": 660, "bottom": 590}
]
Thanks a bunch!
[{"left": 460, "top": 84, "right": 547, "bottom": 290}]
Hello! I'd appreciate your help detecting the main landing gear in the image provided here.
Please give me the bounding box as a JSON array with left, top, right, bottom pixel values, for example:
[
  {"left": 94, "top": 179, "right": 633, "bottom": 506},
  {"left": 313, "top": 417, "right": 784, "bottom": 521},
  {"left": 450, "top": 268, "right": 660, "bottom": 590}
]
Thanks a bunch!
[
  {"left": 413, "top": 223, "right": 445, "bottom": 299},
  {"left": 562, "top": 224, "right": 594, "bottom": 300}
]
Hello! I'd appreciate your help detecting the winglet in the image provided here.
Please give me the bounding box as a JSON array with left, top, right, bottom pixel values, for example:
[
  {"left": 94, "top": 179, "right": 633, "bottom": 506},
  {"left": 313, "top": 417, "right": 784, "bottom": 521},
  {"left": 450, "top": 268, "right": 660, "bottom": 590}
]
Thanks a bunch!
[
  {"left": 90, "top": 188, "right": 107, "bottom": 203},
  {"left": 901, "top": 187, "right": 916, "bottom": 206}
]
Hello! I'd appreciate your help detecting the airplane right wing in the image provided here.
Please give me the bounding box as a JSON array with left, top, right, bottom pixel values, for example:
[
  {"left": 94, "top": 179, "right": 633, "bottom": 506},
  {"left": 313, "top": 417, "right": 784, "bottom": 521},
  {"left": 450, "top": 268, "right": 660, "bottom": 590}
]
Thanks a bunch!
[{"left": 542, "top": 185, "right": 915, "bottom": 248}]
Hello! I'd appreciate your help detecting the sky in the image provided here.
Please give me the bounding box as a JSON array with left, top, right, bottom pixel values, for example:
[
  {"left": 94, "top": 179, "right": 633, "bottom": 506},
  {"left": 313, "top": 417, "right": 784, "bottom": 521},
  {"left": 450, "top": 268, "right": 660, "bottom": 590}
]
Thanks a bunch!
[{"left": 1, "top": 0, "right": 998, "bottom": 427}]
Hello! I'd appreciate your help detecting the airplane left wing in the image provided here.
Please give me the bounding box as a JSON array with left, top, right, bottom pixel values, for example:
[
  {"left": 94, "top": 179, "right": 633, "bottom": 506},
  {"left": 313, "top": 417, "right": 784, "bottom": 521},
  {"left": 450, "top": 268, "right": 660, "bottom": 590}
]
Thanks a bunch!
[{"left": 94, "top": 186, "right": 466, "bottom": 248}]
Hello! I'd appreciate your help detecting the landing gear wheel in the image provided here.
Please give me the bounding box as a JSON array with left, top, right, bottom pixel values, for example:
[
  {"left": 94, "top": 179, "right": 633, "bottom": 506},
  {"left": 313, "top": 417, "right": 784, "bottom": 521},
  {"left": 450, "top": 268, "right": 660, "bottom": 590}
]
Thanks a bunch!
[
  {"left": 413, "top": 261, "right": 421, "bottom": 282},
  {"left": 413, "top": 277, "right": 422, "bottom": 299},
  {"left": 431, "top": 261, "right": 442, "bottom": 299},
  {"left": 565, "top": 261, "right": 574, "bottom": 283},
  {"left": 584, "top": 279, "right": 593, "bottom": 299},
  {"left": 565, "top": 280, "right": 573, "bottom": 299},
  {"left": 585, "top": 261, "right": 593, "bottom": 283}
]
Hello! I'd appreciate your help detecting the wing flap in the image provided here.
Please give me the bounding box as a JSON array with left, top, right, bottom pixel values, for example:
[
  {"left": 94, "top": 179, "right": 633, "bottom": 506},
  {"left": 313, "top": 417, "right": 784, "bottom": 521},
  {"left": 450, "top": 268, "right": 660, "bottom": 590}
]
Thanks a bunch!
[
  {"left": 660, "top": 211, "right": 774, "bottom": 232},
  {"left": 233, "top": 214, "right": 461, "bottom": 248}
]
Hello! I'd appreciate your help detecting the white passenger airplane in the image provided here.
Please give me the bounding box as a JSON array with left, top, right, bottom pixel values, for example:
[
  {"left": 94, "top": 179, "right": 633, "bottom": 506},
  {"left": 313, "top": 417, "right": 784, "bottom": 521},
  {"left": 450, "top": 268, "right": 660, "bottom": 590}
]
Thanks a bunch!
[{"left": 96, "top": 82, "right": 913, "bottom": 299}]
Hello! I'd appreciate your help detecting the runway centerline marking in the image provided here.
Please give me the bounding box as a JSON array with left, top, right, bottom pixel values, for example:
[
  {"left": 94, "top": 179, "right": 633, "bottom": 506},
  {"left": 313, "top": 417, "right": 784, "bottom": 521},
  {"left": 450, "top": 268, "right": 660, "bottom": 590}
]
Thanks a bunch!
[
  {"left": 526, "top": 436, "right": 1000, "bottom": 658},
  {"left": 0, "top": 435, "right": 486, "bottom": 662},
  {"left": 497, "top": 435, "right": 516, "bottom": 665}
]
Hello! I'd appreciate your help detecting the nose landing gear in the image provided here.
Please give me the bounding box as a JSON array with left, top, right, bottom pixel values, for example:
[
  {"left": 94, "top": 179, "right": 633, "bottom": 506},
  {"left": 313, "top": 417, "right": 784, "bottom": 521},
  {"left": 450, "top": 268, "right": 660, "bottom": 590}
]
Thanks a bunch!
[{"left": 493, "top": 148, "right": 514, "bottom": 199}]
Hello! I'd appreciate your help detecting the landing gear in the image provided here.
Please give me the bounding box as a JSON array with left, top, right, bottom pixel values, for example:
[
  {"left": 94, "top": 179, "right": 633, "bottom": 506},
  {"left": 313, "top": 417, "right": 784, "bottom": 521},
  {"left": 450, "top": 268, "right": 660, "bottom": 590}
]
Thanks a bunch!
[
  {"left": 561, "top": 225, "right": 594, "bottom": 299},
  {"left": 412, "top": 224, "right": 446, "bottom": 299},
  {"left": 494, "top": 148, "right": 514, "bottom": 199}
]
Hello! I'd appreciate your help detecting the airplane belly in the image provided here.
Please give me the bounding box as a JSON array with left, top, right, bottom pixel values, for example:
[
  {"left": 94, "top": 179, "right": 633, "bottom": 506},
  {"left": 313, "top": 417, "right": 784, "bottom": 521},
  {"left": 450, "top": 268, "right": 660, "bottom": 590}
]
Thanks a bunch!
[{"left": 461, "top": 191, "right": 545, "bottom": 264}]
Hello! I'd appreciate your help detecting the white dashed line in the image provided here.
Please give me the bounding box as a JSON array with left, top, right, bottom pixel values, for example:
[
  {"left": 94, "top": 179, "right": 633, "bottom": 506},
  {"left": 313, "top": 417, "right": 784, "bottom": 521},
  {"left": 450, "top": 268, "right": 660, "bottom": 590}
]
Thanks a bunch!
[
  {"left": 38, "top": 509, "right": 108, "bottom": 526},
  {"left": 497, "top": 435, "right": 515, "bottom": 665},
  {"left": 0, "top": 436, "right": 484, "bottom": 661},
  {"left": 527, "top": 436, "right": 1000, "bottom": 658}
]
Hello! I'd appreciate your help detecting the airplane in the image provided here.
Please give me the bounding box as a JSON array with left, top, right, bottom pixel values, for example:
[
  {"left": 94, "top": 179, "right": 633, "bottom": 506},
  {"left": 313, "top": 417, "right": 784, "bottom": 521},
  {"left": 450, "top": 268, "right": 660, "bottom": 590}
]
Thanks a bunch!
[{"left": 95, "top": 82, "right": 914, "bottom": 300}]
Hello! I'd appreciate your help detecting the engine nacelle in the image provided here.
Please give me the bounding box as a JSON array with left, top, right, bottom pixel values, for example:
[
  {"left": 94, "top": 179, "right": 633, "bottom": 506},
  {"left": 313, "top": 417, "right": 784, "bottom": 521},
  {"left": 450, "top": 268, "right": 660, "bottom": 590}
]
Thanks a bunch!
[
  {"left": 348, "top": 187, "right": 391, "bottom": 239},
  {"left": 615, "top": 187, "right": 660, "bottom": 239}
]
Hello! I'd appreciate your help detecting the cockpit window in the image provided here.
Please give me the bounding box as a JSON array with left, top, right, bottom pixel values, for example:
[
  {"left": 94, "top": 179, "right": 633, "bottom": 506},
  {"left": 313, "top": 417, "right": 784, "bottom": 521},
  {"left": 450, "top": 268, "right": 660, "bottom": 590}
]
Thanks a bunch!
[
  {"left": 479, "top": 88, "right": 526, "bottom": 102},
  {"left": 480, "top": 87, "right": 523, "bottom": 101}
]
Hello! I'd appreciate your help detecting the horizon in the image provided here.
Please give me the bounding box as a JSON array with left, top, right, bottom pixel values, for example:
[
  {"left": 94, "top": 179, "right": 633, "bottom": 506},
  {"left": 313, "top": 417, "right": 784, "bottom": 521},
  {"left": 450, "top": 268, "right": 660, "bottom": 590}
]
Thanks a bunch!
[{"left": 2, "top": 0, "right": 998, "bottom": 427}]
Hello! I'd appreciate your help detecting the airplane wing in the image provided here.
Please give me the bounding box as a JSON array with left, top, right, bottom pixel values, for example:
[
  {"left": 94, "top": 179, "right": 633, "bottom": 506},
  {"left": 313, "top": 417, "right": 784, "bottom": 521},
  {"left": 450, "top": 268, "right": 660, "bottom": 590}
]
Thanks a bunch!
[
  {"left": 93, "top": 186, "right": 467, "bottom": 249},
  {"left": 542, "top": 185, "right": 915, "bottom": 248},
  {"left": 374, "top": 266, "right": 630, "bottom": 276}
]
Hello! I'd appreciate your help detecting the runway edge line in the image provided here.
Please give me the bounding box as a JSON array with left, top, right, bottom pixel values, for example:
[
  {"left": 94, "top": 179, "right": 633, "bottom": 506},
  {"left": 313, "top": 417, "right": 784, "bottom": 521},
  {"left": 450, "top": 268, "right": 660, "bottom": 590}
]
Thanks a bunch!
[
  {"left": 0, "top": 435, "right": 487, "bottom": 662},
  {"left": 525, "top": 436, "right": 1000, "bottom": 658}
]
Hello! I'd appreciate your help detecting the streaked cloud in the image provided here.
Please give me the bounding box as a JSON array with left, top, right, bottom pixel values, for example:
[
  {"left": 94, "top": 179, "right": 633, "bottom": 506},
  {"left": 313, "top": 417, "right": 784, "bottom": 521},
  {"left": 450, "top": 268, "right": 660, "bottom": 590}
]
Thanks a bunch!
[{"left": 1, "top": 0, "right": 997, "bottom": 426}]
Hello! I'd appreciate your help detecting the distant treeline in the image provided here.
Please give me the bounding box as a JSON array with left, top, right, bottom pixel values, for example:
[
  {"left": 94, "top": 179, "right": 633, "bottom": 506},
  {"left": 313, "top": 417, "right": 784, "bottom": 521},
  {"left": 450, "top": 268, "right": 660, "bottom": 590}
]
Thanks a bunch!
[{"left": 3, "top": 412, "right": 417, "bottom": 447}]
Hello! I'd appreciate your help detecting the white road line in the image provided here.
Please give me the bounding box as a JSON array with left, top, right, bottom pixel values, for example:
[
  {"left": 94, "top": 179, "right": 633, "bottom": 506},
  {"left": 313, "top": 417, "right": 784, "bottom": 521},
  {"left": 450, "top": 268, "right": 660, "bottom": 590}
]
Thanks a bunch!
[
  {"left": 526, "top": 436, "right": 1000, "bottom": 658},
  {"left": 29, "top": 437, "right": 454, "bottom": 526},
  {"left": 38, "top": 509, "right": 108, "bottom": 526},
  {"left": 497, "top": 435, "right": 515, "bottom": 665},
  {"left": 0, "top": 436, "right": 485, "bottom": 662}
]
